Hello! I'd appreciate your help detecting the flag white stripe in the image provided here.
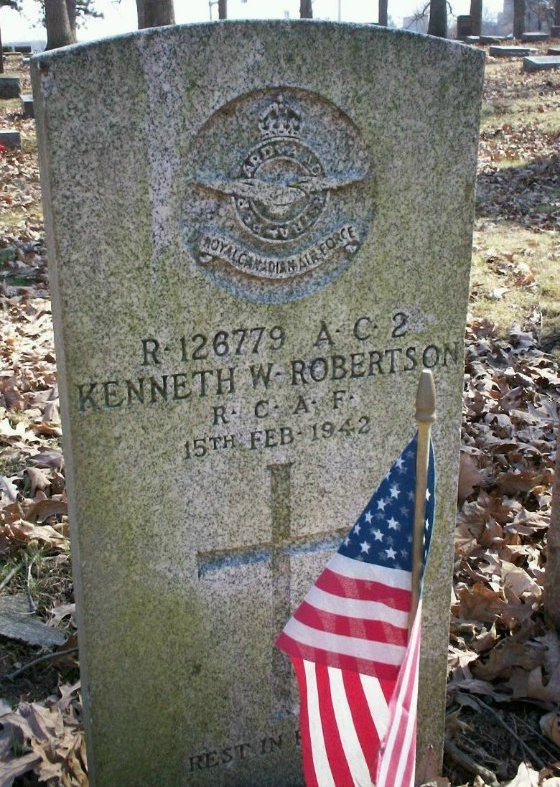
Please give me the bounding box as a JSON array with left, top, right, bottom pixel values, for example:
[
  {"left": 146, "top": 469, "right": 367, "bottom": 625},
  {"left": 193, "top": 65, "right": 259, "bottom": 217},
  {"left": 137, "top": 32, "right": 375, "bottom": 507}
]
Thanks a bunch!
[
  {"left": 328, "top": 553, "right": 412, "bottom": 589},
  {"left": 391, "top": 637, "right": 418, "bottom": 787},
  {"left": 284, "top": 617, "right": 406, "bottom": 664},
  {"left": 306, "top": 585, "right": 409, "bottom": 627},
  {"left": 399, "top": 607, "right": 422, "bottom": 785},
  {"left": 328, "top": 666, "right": 373, "bottom": 787},
  {"left": 376, "top": 603, "right": 422, "bottom": 787},
  {"left": 395, "top": 664, "right": 418, "bottom": 787},
  {"left": 360, "top": 673, "right": 390, "bottom": 742},
  {"left": 304, "top": 659, "right": 336, "bottom": 787}
]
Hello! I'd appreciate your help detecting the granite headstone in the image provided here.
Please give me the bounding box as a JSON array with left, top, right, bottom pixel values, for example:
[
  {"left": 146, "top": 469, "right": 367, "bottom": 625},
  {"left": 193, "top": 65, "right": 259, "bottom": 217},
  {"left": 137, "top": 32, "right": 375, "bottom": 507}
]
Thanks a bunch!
[
  {"left": 0, "top": 75, "right": 20, "bottom": 100},
  {"left": 523, "top": 54, "right": 560, "bottom": 69},
  {"left": 0, "top": 129, "right": 21, "bottom": 148},
  {"left": 32, "top": 22, "right": 484, "bottom": 787},
  {"left": 456, "top": 15, "right": 473, "bottom": 39},
  {"left": 21, "top": 94, "right": 34, "bottom": 119},
  {"left": 490, "top": 45, "right": 537, "bottom": 56},
  {"left": 521, "top": 31, "right": 550, "bottom": 41}
]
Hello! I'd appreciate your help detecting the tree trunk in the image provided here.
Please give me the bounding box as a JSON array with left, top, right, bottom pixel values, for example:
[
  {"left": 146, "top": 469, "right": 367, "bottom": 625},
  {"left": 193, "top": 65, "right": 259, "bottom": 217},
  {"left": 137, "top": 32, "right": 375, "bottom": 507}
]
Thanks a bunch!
[
  {"left": 555, "top": 0, "right": 560, "bottom": 25},
  {"left": 135, "top": 0, "right": 145, "bottom": 28},
  {"left": 44, "top": 0, "right": 76, "bottom": 50},
  {"left": 513, "top": 0, "right": 525, "bottom": 38},
  {"left": 428, "top": 0, "right": 447, "bottom": 36},
  {"left": 300, "top": 0, "right": 313, "bottom": 18},
  {"left": 0, "top": 0, "right": 17, "bottom": 75},
  {"left": 137, "top": 0, "right": 175, "bottom": 29},
  {"left": 378, "top": 0, "right": 388, "bottom": 26},
  {"left": 218, "top": 0, "right": 227, "bottom": 19},
  {"left": 469, "top": 0, "right": 482, "bottom": 36},
  {"left": 65, "top": 0, "right": 76, "bottom": 37},
  {"left": 544, "top": 421, "right": 560, "bottom": 630}
]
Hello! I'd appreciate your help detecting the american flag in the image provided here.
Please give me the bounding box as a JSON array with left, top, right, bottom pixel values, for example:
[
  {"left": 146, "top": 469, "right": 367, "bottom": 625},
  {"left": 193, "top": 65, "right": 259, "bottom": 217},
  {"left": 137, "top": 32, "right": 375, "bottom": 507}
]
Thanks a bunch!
[{"left": 276, "top": 433, "right": 435, "bottom": 787}]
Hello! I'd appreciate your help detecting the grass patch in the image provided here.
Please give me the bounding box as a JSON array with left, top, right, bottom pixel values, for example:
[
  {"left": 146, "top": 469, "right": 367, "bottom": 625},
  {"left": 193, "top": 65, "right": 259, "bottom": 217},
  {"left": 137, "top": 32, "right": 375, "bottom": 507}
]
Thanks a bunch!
[
  {"left": 481, "top": 100, "right": 560, "bottom": 133},
  {"left": 0, "top": 206, "right": 43, "bottom": 229},
  {"left": 21, "top": 134, "right": 38, "bottom": 156},
  {"left": 0, "top": 97, "right": 22, "bottom": 116},
  {"left": 469, "top": 221, "right": 560, "bottom": 359}
]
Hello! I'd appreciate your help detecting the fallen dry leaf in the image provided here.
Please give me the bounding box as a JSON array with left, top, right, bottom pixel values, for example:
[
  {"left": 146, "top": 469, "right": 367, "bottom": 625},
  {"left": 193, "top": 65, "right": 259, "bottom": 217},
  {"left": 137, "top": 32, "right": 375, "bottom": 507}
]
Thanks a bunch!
[
  {"left": 540, "top": 710, "right": 560, "bottom": 747},
  {"left": 504, "top": 762, "right": 539, "bottom": 786}
]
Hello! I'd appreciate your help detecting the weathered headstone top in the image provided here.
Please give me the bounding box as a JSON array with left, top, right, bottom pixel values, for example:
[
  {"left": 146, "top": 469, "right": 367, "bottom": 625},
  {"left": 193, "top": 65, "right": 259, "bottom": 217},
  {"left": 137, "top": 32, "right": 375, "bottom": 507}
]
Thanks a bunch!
[
  {"left": 521, "top": 31, "right": 550, "bottom": 41},
  {"left": 490, "top": 45, "right": 537, "bottom": 56},
  {"left": 524, "top": 55, "right": 560, "bottom": 70},
  {"left": 480, "top": 34, "right": 505, "bottom": 43},
  {"left": 32, "top": 22, "right": 483, "bottom": 786}
]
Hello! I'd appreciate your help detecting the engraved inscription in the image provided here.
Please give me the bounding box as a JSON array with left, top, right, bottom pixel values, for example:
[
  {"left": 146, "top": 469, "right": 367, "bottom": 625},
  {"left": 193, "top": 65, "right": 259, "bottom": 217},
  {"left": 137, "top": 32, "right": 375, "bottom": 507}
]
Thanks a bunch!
[
  {"left": 73, "top": 310, "right": 461, "bottom": 461},
  {"left": 198, "top": 224, "right": 359, "bottom": 280},
  {"left": 187, "top": 729, "right": 301, "bottom": 773},
  {"left": 184, "top": 88, "right": 372, "bottom": 303}
]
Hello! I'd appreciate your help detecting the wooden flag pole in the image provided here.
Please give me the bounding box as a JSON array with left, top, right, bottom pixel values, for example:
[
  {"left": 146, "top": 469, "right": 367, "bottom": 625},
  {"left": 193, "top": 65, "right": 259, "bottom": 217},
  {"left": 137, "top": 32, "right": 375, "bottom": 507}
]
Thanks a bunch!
[{"left": 409, "top": 370, "right": 436, "bottom": 633}]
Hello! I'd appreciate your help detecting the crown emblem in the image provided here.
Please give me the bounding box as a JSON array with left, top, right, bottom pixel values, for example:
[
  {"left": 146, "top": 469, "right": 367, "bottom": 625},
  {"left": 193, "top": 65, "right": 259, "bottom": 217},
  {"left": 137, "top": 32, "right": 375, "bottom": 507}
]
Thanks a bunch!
[{"left": 259, "top": 95, "right": 302, "bottom": 139}]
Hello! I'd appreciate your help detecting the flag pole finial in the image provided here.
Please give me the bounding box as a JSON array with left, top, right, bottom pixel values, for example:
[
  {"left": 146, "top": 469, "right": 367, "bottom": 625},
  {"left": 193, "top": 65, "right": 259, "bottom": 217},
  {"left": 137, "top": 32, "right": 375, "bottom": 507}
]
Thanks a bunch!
[
  {"left": 410, "top": 370, "right": 436, "bottom": 632},
  {"left": 415, "top": 369, "right": 436, "bottom": 424}
]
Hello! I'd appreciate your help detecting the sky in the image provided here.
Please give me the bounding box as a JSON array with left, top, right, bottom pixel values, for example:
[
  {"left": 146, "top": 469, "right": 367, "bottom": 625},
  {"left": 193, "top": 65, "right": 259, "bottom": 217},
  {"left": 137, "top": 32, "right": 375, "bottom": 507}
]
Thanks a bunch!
[{"left": 2, "top": 0, "right": 502, "bottom": 44}]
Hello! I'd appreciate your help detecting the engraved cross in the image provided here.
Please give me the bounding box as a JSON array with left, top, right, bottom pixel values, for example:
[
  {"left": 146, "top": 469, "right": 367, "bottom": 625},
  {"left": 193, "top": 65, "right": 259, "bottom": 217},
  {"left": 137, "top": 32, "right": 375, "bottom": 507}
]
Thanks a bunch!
[{"left": 196, "top": 461, "right": 344, "bottom": 718}]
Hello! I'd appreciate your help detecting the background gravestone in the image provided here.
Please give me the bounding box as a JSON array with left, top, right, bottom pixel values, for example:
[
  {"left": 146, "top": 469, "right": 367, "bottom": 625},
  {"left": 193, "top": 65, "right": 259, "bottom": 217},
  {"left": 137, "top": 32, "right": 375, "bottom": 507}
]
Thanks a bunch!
[
  {"left": 456, "top": 15, "right": 473, "bottom": 39},
  {"left": 0, "top": 75, "right": 20, "bottom": 99},
  {"left": 32, "top": 23, "right": 484, "bottom": 787}
]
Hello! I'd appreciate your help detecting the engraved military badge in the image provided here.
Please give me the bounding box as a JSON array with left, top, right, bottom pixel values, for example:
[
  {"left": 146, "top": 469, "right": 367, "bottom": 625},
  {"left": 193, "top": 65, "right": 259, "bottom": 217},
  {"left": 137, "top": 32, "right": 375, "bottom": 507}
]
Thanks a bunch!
[{"left": 184, "top": 88, "right": 372, "bottom": 303}]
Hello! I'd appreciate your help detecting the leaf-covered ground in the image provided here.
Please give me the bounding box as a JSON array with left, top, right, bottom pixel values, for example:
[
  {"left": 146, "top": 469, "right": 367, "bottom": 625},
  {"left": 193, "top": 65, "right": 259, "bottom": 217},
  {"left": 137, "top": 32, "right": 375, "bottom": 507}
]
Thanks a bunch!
[{"left": 0, "top": 47, "right": 559, "bottom": 786}]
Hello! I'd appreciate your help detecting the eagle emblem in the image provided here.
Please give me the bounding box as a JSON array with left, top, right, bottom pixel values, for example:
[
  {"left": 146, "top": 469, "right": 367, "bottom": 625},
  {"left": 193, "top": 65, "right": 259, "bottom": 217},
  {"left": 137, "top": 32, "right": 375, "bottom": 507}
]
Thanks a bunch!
[{"left": 184, "top": 89, "right": 373, "bottom": 302}]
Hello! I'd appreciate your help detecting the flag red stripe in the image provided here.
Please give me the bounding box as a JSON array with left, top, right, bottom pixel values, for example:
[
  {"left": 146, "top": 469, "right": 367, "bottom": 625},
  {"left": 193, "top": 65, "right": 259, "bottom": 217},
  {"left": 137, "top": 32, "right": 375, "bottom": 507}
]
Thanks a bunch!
[
  {"left": 380, "top": 676, "right": 397, "bottom": 704},
  {"left": 376, "top": 604, "right": 422, "bottom": 787},
  {"left": 317, "top": 567, "right": 411, "bottom": 610},
  {"left": 341, "top": 669, "right": 382, "bottom": 782},
  {"left": 291, "top": 656, "right": 320, "bottom": 787},
  {"left": 315, "top": 663, "right": 355, "bottom": 787},
  {"left": 401, "top": 721, "right": 417, "bottom": 787},
  {"left": 294, "top": 600, "right": 409, "bottom": 646},
  {"left": 275, "top": 632, "right": 401, "bottom": 681}
]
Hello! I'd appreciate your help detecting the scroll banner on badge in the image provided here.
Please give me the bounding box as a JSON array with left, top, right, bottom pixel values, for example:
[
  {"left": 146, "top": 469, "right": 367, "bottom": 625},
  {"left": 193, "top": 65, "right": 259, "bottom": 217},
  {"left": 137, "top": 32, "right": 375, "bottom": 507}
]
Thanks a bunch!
[
  {"left": 198, "top": 225, "right": 359, "bottom": 281},
  {"left": 276, "top": 375, "right": 436, "bottom": 787}
]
